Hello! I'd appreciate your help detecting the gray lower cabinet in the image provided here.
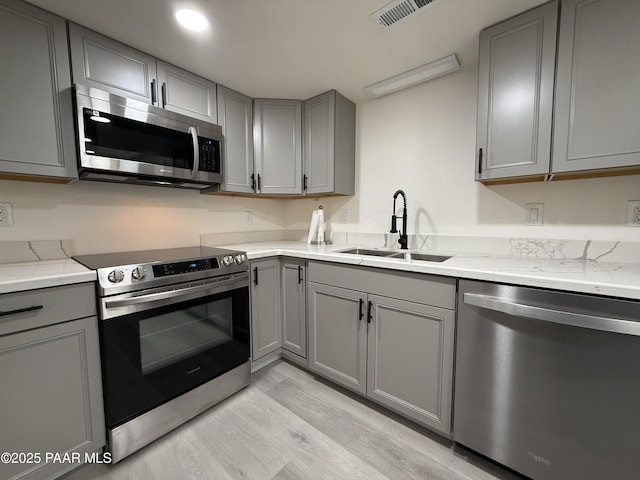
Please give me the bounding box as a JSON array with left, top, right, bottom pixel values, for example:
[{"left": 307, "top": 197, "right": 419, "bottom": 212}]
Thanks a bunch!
[
  {"left": 307, "top": 262, "right": 456, "bottom": 436},
  {"left": 303, "top": 90, "right": 356, "bottom": 195},
  {"left": 253, "top": 99, "right": 303, "bottom": 195},
  {"left": 216, "top": 85, "right": 255, "bottom": 194},
  {"left": 308, "top": 282, "right": 367, "bottom": 394},
  {"left": 69, "top": 23, "right": 217, "bottom": 121},
  {"left": 0, "top": 283, "right": 105, "bottom": 480},
  {"left": 281, "top": 260, "right": 307, "bottom": 360},
  {"left": 552, "top": 0, "right": 640, "bottom": 175},
  {"left": 475, "top": 0, "right": 557, "bottom": 182},
  {"left": 366, "top": 294, "right": 454, "bottom": 434},
  {"left": 0, "top": 0, "right": 77, "bottom": 181},
  {"left": 250, "top": 259, "right": 282, "bottom": 360}
]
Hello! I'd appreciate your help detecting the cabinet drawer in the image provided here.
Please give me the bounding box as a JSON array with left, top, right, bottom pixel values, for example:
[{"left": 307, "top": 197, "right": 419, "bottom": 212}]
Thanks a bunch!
[
  {"left": 0, "top": 282, "right": 96, "bottom": 336},
  {"left": 308, "top": 262, "right": 455, "bottom": 310}
]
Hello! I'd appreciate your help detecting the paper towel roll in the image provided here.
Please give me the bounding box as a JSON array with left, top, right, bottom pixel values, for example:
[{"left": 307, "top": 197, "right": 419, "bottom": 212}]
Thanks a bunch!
[
  {"left": 307, "top": 210, "right": 319, "bottom": 243},
  {"left": 317, "top": 206, "right": 325, "bottom": 244}
]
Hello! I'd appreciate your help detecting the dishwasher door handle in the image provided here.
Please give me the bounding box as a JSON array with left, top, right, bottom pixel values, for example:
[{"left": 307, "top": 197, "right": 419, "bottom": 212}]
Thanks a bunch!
[{"left": 463, "top": 293, "right": 640, "bottom": 337}]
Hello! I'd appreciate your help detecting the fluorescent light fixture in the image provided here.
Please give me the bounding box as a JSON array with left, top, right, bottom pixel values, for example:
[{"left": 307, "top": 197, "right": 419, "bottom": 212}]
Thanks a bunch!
[
  {"left": 364, "top": 54, "right": 460, "bottom": 97},
  {"left": 175, "top": 9, "right": 209, "bottom": 31}
]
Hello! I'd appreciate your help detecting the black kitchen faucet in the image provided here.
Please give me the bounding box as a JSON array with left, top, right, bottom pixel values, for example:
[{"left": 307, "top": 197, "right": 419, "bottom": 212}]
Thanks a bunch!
[{"left": 390, "top": 189, "right": 408, "bottom": 250}]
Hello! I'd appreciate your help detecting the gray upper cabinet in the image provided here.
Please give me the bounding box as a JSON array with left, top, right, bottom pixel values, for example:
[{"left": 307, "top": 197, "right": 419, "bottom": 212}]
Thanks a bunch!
[
  {"left": 281, "top": 260, "right": 307, "bottom": 359},
  {"left": 0, "top": 0, "right": 77, "bottom": 181},
  {"left": 250, "top": 259, "right": 282, "bottom": 360},
  {"left": 476, "top": 1, "right": 557, "bottom": 182},
  {"left": 69, "top": 23, "right": 217, "bottom": 121},
  {"left": 254, "top": 99, "right": 303, "bottom": 195},
  {"left": 303, "top": 90, "right": 356, "bottom": 196},
  {"left": 69, "top": 23, "right": 157, "bottom": 104},
  {"left": 156, "top": 60, "right": 217, "bottom": 124},
  {"left": 216, "top": 85, "right": 255, "bottom": 193},
  {"left": 552, "top": 0, "right": 640, "bottom": 176}
]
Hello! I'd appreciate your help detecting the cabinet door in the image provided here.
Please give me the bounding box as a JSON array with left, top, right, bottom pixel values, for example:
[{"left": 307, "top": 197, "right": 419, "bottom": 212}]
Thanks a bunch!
[
  {"left": 156, "top": 60, "right": 217, "bottom": 123},
  {"left": 217, "top": 85, "right": 255, "bottom": 193},
  {"left": 552, "top": 0, "right": 640, "bottom": 174},
  {"left": 303, "top": 90, "right": 355, "bottom": 196},
  {"left": 303, "top": 91, "right": 335, "bottom": 194},
  {"left": 254, "top": 99, "right": 302, "bottom": 195},
  {"left": 475, "top": 1, "right": 557, "bottom": 181},
  {"left": 250, "top": 259, "right": 281, "bottom": 360},
  {"left": 0, "top": 316, "right": 105, "bottom": 480},
  {"left": 308, "top": 282, "right": 367, "bottom": 394},
  {"left": 366, "top": 295, "right": 454, "bottom": 436},
  {"left": 0, "top": 0, "right": 77, "bottom": 180},
  {"left": 68, "top": 23, "right": 157, "bottom": 105},
  {"left": 281, "top": 261, "right": 306, "bottom": 358}
]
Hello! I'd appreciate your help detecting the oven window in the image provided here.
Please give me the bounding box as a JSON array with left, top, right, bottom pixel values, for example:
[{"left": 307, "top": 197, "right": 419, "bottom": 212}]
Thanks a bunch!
[{"left": 139, "top": 298, "right": 232, "bottom": 374}]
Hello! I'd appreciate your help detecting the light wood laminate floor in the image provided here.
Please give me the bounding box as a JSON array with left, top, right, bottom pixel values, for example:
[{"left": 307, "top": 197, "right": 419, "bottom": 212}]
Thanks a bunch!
[{"left": 65, "top": 361, "right": 519, "bottom": 480}]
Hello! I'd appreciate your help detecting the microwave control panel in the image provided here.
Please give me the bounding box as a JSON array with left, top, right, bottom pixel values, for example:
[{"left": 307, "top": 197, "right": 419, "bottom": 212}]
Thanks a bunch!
[{"left": 199, "top": 139, "right": 220, "bottom": 173}]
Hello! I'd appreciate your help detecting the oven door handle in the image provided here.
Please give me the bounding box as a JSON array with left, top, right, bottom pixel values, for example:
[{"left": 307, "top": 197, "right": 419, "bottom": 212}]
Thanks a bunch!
[
  {"left": 463, "top": 293, "right": 640, "bottom": 337},
  {"left": 105, "top": 275, "right": 248, "bottom": 310}
]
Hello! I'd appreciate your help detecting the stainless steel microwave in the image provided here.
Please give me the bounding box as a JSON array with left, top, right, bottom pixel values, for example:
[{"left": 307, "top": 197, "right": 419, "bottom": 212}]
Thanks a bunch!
[{"left": 74, "top": 85, "right": 223, "bottom": 189}]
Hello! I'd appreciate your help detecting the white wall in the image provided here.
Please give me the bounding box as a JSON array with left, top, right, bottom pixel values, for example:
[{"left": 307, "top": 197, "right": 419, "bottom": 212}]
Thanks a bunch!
[
  {"left": 283, "top": 43, "right": 640, "bottom": 243},
  {"left": 0, "top": 179, "right": 284, "bottom": 254}
]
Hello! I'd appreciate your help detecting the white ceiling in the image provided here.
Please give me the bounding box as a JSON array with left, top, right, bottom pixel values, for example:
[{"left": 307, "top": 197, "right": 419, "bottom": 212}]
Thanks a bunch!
[{"left": 27, "top": 0, "right": 548, "bottom": 103}]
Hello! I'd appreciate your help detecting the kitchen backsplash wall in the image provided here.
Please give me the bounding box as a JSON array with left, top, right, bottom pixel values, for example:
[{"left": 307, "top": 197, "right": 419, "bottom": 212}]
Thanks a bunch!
[
  {"left": 0, "top": 179, "right": 285, "bottom": 255},
  {"left": 283, "top": 41, "right": 640, "bottom": 242}
]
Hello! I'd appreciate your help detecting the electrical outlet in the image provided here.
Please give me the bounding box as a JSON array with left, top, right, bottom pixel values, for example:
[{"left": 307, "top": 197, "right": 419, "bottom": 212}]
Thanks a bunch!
[
  {"left": 0, "top": 202, "right": 14, "bottom": 227},
  {"left": 524, "top": 203, "right": 544, "bottom": 226},
  {"left": 340, "top": 209, "right": 349, "bottom": 224},
  {"left": 625, "top": 201, "right": 640, "bottom": 226},
  {"left": 246, "top": 210, "right": 253, "bottom": 225}
]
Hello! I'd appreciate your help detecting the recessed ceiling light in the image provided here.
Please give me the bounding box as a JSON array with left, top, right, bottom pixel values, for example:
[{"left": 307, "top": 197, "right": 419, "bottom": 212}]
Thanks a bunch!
[{"left": 175, "top": 9, "right": 209, "bottom": 31}]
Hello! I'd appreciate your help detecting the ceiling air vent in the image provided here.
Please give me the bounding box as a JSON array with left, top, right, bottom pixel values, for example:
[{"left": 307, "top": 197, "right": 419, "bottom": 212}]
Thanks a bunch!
[{"left": 371, "top": 0, "right": 443, "bottom": 28}]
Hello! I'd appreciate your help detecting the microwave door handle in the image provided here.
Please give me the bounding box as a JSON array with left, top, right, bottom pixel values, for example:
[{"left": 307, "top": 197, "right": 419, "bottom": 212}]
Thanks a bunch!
[
  {"left": 104, "top": 275, "right": 248, "bottom": 309},
  {"left": 188, "top": 126, "right": 199, "bottom": 177}
]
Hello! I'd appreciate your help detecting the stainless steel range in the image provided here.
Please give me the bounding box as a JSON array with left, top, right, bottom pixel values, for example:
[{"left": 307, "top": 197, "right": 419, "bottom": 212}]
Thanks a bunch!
[{"left": 73, "top": 246, "right": 250, "bottom": 462}]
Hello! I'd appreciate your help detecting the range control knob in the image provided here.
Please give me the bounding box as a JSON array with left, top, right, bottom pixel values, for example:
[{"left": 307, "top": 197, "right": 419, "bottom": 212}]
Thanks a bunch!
[
  {"left": 221, "top": 255, "right": 234, "bottom": 267},
  {"left": 131, "top": 266, "right": 146, "bottom": 281},
  {"left": 234, "top": 254, "right": 246, "bottom": 264},
  {"left": 107, "top": 269, "right": 125, "bottom": 283}
]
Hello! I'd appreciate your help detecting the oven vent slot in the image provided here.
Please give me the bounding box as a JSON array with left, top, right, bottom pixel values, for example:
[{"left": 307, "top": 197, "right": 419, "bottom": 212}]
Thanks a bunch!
[{"left": 371, "top": 0, "right": 443, "bottom": 28}]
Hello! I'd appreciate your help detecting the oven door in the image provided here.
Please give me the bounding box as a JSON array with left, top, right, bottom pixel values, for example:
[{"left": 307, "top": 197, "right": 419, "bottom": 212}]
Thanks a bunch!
[{"left": 99, "top": 274, "right": 250, "bottom": 428}]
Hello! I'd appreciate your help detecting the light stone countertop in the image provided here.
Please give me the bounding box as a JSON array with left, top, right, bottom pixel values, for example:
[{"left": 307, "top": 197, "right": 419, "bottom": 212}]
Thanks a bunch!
[
  {"left": 219, "top": 241, "right": 640, "bottom": 301},
  {"left": 0, "top": 259, "right": 96, "bottom": 294}
]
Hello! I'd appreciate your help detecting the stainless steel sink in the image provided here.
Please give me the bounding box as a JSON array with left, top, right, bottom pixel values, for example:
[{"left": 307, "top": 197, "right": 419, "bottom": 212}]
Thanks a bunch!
[
  {"left": 337, "top": 248, "right": 451, "bottom": 263},
  {"left": 337, "top": 248, "right": 396, "bottom": 257},
  {"left": 393, "top": 252, "right": 451, "bottom": 262}
]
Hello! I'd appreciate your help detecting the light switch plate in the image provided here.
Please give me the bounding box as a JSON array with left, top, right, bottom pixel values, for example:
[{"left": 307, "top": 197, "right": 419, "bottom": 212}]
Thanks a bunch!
[
  {"left": 525, "top": 203, "right": 544, "bottom": 226},
  {"left": 625, "top": 200, "right": 640, "bottom": 226}
]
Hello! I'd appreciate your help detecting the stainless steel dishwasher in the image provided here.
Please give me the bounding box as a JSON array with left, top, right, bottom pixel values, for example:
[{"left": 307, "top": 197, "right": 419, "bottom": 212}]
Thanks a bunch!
[{"left": 454, "top": 279, "right": 640, "bottom": 480}]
